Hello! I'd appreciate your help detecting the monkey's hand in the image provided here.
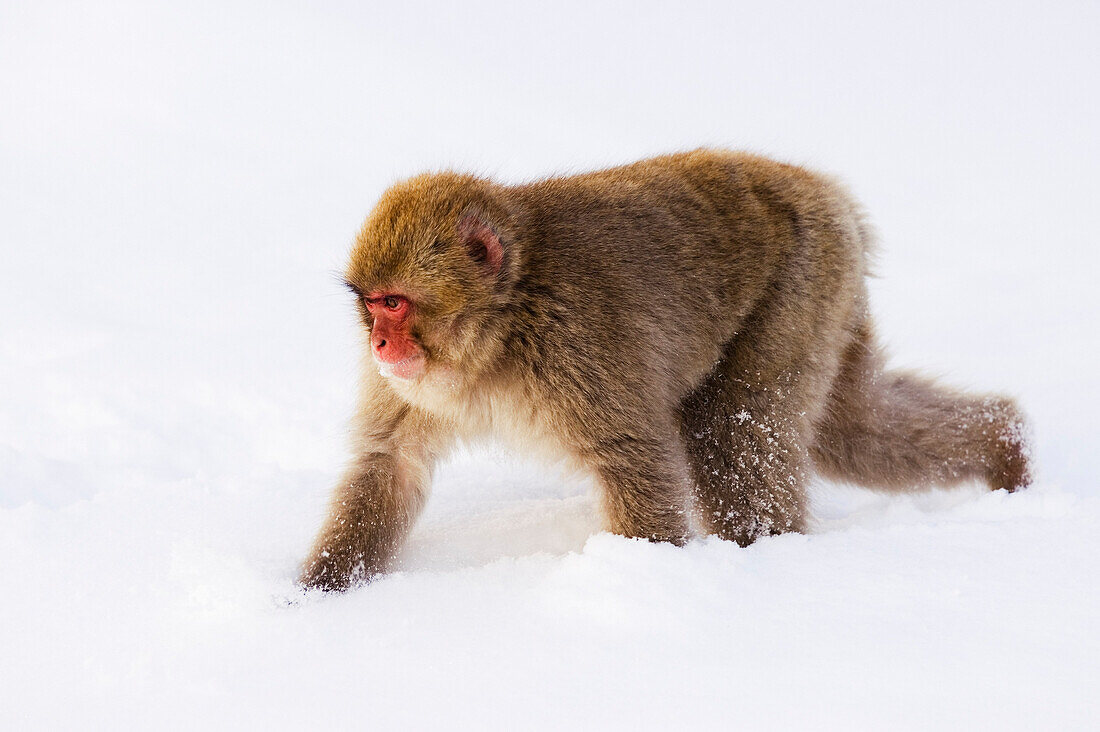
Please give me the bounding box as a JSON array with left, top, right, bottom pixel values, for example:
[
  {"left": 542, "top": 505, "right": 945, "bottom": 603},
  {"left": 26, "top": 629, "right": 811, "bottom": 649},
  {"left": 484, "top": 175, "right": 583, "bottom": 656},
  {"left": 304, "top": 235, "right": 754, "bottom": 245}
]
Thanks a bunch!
[
  {"left": 299, "top": 451, "right": 429, "bottom": 592},
  {"left": 298, "top": 543, "right": 373, "bottom": 592},
  {"left": 297, "top": 503, "right": 397, "bottom": 592}
]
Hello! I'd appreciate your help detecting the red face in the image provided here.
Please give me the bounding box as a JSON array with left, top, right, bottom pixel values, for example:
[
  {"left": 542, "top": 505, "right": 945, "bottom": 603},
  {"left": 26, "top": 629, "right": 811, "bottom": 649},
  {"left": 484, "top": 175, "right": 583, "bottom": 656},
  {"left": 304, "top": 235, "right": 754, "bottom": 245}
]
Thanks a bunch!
[{"left": 364, "top": 292, "right": 426, "bottom": 380}]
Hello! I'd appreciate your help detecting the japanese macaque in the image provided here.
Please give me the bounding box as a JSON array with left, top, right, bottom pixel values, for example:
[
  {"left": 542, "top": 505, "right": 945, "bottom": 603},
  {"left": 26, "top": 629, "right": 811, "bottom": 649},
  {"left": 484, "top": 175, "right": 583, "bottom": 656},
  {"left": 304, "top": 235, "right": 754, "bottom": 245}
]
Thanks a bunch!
[{"left": 299, "top": 149, "right": 1031, "bottom": 591}]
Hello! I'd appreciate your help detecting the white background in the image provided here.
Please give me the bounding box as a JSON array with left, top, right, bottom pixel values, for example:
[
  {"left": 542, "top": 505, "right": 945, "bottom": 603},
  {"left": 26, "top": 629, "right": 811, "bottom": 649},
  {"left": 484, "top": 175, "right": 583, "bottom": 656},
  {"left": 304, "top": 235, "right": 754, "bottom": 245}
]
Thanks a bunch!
[{"left": 2, "top": 1, "right": 1097, "bottom": 728}]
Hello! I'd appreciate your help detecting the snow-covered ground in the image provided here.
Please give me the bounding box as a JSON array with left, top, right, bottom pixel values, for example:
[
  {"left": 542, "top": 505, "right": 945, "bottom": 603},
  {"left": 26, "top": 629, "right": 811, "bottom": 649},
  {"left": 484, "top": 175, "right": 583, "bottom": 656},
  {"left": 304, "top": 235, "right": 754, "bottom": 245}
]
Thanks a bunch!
[{"left": 2, "top": 1, "right": 1098, "bottom": 728}]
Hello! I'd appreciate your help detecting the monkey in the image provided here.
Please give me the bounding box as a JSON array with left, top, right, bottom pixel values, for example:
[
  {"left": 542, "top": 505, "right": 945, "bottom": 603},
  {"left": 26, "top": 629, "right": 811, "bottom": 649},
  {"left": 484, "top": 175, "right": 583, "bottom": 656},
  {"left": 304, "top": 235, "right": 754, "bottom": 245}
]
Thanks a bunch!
[{"left": 299, "top": 149, "right": 1031, "bottom": 591}]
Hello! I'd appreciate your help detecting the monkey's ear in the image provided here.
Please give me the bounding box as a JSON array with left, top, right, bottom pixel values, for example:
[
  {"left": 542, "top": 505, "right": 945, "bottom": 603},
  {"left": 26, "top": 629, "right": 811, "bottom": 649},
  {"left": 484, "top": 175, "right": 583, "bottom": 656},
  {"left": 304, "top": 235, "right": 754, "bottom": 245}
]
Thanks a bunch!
[{"left": 456, "top": 214, "right": 504, "bottom": 277}]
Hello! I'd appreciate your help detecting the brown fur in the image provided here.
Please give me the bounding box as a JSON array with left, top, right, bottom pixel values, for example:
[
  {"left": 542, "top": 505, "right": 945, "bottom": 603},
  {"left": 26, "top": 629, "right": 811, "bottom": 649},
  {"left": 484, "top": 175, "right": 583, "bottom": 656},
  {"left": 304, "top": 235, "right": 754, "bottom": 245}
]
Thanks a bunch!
[{"left": 299, "top": 149, "right": 1031, "bottom": 591}]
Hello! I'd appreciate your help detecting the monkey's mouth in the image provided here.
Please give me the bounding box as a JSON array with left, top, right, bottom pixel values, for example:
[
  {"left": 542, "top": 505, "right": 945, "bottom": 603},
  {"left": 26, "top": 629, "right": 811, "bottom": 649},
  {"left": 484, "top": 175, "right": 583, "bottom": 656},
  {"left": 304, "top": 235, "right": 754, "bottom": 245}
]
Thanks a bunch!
[{"left": 374, "top": 352, "right": 426, "bottom": 380}]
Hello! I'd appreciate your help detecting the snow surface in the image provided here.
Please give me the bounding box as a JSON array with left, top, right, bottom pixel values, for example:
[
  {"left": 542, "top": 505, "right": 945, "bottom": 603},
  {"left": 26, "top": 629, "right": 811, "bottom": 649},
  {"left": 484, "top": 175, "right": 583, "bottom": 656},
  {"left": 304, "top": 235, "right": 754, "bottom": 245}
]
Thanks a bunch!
[{"left": 2, "top": 1, "right": 1098, "bottom": 729}]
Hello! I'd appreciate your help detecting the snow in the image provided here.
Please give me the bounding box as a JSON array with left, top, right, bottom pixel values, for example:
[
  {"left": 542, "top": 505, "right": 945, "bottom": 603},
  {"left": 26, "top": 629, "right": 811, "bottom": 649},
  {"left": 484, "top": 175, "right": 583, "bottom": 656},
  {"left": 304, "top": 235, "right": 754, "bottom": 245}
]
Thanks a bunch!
[{"left": 2, "top": 1, "right": 1098, "bottom": 728}]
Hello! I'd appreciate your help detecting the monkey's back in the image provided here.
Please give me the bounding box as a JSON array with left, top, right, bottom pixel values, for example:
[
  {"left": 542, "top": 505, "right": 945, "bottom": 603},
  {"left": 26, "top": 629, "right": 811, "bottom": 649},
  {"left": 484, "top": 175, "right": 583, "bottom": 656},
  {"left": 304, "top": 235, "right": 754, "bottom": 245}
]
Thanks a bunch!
[{"left": 504, "top": 149, "right": 869, "bottom": 397}]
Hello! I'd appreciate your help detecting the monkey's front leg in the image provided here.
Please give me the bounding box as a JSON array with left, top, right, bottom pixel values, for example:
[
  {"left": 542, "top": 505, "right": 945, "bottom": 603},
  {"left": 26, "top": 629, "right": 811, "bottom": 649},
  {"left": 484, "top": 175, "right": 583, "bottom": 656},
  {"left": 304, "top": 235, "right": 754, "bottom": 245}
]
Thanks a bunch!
[
  {"left": 587, "top": 432, "right": 693, "bottom": 545},
  {"left": 299, "top": 450, "right": 430, "bottom": 591}
]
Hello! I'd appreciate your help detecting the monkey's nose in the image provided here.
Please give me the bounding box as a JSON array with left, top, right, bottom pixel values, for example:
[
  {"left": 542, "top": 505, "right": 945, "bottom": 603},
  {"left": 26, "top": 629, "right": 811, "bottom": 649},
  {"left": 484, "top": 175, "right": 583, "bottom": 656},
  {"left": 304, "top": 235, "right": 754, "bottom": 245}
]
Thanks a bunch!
[{"left": 377, "top": 339, "right": 387, "bottom": 349}]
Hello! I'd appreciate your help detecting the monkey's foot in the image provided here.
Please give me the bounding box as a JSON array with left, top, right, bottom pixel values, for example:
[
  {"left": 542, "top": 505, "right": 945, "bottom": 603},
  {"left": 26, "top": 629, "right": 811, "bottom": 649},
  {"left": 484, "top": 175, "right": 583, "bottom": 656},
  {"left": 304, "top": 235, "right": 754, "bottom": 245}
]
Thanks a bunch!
[{"left": 989, "top": 434, "right": 1031, "bottom": 493}]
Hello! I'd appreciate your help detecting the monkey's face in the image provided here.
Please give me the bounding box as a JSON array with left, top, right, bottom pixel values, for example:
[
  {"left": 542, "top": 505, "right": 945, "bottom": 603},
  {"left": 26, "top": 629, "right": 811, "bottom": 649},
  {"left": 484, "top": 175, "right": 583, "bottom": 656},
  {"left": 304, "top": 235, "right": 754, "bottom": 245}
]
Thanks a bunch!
[
  {"left": 361, "top": 292, "right": 425, "bottom": 380},
  {"left": 345, "top": 174, "right": 513, "bottom": 385}
]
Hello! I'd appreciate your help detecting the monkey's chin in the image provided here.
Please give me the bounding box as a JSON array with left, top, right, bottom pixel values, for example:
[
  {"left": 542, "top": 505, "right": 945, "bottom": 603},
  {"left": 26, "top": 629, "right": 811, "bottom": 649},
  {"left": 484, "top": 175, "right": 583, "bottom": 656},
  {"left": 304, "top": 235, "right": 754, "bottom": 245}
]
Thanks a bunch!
[{"left": 374, "top": 353, "right": 426, "bottom": 381}]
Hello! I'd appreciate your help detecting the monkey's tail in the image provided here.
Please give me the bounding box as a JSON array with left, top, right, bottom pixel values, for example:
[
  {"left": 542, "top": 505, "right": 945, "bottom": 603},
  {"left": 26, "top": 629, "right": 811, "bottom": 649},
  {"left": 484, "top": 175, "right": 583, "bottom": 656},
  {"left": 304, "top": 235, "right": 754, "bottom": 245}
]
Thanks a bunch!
[{"left": 809, "top": 320, "right": 1031, "bottom": 494}]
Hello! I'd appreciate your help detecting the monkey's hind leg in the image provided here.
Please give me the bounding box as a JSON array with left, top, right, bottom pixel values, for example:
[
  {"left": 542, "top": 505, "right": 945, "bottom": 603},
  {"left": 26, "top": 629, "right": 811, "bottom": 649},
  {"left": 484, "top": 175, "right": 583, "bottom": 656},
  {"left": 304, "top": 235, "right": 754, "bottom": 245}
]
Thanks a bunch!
[
  {"left": 680, "top": 366, "right": 813, "bottom": 547},
  {"left": 810, "top": 321, "right": 1031, "bottom": 494}
]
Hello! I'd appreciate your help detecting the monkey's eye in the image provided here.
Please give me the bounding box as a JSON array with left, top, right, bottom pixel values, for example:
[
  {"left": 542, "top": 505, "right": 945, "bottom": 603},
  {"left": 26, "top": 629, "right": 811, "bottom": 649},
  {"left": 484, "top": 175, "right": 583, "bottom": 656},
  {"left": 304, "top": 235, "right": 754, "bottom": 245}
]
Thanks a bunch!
[{"left": 365, "top": 293, "right": 408, "bottom": 315}]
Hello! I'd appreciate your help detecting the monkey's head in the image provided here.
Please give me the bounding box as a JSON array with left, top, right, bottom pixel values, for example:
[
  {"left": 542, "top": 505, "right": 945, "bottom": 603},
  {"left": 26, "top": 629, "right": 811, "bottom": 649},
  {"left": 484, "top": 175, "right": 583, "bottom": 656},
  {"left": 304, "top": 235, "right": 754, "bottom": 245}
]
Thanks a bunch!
[{"left": 345, "top": 173, "right": 519, "bottom": 383}]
